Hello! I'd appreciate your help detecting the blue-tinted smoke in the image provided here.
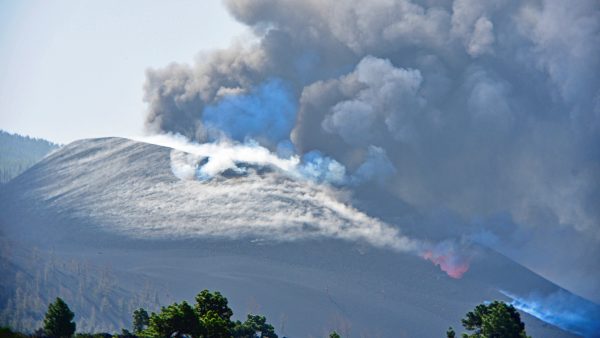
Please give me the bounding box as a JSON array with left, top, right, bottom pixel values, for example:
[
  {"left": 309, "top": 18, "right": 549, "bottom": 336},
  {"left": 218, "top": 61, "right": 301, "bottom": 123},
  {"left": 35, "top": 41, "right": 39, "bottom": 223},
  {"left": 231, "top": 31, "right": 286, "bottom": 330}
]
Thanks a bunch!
[
  {"left": 299, "top": 150, "right": 347, "bottom": 185},
  {"left": 199, "top": 76, "right": 396, "bottom": 187},
  {"left": 298, "top": 147, "right": 396, "bottom": 186},
  {"left": 501, "top": 290, "right": 600, "bottom": 337},
  {"left": 202, "top": 78, "right": 296, "bottom": 144}
]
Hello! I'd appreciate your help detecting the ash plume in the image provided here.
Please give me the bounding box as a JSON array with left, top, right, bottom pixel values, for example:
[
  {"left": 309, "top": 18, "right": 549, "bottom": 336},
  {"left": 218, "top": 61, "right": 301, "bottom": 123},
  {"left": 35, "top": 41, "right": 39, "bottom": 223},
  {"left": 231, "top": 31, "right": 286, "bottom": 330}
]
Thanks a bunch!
[{"left": 142, "top": 0, "right": 600, "bottom": 301}]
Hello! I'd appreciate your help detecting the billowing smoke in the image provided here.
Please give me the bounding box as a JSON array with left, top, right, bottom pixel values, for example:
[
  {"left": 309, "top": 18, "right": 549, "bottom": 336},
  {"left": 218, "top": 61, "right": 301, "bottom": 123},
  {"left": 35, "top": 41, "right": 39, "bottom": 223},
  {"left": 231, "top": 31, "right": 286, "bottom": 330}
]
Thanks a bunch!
[
  {"left": 143, "top": 0, "right": 600, "bottom": 300},
  {"left": 501, "top": 290, "right": 600, "bottom": 337}
]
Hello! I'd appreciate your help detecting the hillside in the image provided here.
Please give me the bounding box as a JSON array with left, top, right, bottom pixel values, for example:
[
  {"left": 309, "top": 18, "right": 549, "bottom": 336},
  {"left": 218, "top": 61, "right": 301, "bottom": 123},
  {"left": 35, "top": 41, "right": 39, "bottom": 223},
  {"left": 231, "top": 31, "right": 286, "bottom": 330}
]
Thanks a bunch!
[
  {"left": 0, "top": 130, "right": 59, "bottom": 184},
  {"left": 0, "top": 137, "right": 589, "bottom": 337}
]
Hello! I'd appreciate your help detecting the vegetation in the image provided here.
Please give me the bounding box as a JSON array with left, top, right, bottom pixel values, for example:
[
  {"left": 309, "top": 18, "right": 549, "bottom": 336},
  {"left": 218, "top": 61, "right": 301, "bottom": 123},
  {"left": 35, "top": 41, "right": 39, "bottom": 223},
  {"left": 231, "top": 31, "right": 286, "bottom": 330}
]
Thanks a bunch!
[
  {"left": 0, "top": 294, "right": 532, "bottom": 338},
  {"left": 0, "top": 130, "right": 59, "bottom": 184},
  {"left": 132, "top": 309, "right": 148, "bottom": 335},
  {"left": 454, "top": 301, "right": 530, "bottom": 338},
  {"left": 43, "top": 298, "right": 76, "bottom": 337},
  {"left": 143, "top": 290, "right": 277, "bottom": 338},
  {"left": 145, "top": 301, "right": 200, "bottom": 337},
  {"left": 231, "top": 315, "right": 277, "bottom": 338}
]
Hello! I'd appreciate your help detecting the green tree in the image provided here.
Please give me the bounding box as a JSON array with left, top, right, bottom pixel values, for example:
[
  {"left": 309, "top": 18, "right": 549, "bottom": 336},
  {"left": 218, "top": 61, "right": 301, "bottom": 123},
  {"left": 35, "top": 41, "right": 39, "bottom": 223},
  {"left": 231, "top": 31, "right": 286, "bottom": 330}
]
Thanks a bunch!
[
  {"left": 329, "top": 331, "right": 341, "bottom": 338},
  {"left": 460, "top": 301, "right": 529, "bottom": 338},
  {"left": 231, "top": 314, "right": 277, "bottom": 338},
  {"left": 140, "top": 290, "right": 279, "bottom": 338},
  {"left": 132, "top": 308, "right": 149, "bottom": 334},
  {"left": 446, "top": 326, "right": 456, "bottom": 338},
  {"left": 201, "top": 310, "right": 231, "bottom": 338},
  {"left": 195, "top": 290, "right": 234, "bottom": 322},
  {"left": 43, "top": 297, "right": 76, "bottom": 338},
  {"left": 146, "top": 301, "right": 201, "bottom": 338}
]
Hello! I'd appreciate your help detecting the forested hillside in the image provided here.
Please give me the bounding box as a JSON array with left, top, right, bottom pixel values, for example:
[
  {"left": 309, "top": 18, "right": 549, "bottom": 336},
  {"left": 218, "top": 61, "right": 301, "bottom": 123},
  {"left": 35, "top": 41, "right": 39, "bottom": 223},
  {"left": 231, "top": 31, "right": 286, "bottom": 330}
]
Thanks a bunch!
[{"left": 0, "top": 130, "right": 59, "bottom": 184}]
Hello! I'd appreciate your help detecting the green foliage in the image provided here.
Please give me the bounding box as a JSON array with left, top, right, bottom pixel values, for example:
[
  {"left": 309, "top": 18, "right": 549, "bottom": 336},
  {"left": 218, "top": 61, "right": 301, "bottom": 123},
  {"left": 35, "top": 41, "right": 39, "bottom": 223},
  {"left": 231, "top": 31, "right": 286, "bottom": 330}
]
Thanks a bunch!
[
  {"left": 43, "top": 297, "right": 76, "bottom": 338},
  {"left": 459, "top": 301, "right": 529, "bottom": 338},
  {"left": 201, "top": 310, "right": 230, "bottom": 338},
  {"left": 329, "top": 331, "right": 341, "bottom": 338},
  {"left": 132, "top": 308, "right": 149, "bottom": 334},
  {"left": 194, "top": 290, "right": 234, "bottom": 322},
  {"left": 5, "top": 289, "right": 280, "bottom": 338},
  {"left": 231, "top": 314, "right": 277, "bottom": 338},
  {"left": 146, "top": 301, "right": 201, "bottom": 338},
  {"left": 138, "top": 290, "right": 278, "bottom": 338},
  {"left": 446, "top": 326, "right": 456, "bottom": 338}
]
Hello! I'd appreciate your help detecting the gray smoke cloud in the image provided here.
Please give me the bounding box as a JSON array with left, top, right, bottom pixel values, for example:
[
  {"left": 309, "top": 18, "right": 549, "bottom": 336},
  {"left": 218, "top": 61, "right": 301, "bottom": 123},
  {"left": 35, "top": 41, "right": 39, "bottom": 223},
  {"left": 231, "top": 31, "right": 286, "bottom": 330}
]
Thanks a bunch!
[{"left": 143, "top": 0, "right": 600, "bottom": 302}]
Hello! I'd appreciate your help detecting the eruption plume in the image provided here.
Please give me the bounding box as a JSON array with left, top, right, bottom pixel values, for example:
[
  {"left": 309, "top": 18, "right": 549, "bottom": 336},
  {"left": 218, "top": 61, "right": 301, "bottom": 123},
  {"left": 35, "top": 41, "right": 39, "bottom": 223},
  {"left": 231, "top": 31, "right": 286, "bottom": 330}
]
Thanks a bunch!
[{"left": 142, "top": 0, "right": 600, "bottom": 300}]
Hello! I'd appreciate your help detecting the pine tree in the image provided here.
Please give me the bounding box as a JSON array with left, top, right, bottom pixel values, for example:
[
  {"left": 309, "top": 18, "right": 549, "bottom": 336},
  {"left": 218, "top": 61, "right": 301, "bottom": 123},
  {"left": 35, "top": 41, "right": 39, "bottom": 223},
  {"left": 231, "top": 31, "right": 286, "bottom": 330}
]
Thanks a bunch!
[
  {"left": 43, "top": 297, "right": 76, "bottom": 337},
  {"left": 194, "top": 290, "right": 233, "bottom": 322},
  {"left": 146, "top": 301, "right": 201, "bottom": 338},
  {"left": 460, "top": 301, "right": 529, "bottom": 338}
]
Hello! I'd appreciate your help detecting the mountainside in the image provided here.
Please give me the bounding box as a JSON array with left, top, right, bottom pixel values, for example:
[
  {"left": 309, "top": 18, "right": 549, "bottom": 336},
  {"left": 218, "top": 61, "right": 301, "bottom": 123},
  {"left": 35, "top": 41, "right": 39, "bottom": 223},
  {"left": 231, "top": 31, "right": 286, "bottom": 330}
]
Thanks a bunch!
[
  {"left": 0, "top": 130, "right": 59, "bottom": 184},
  {"left": 0, "top": 137, "right": 588, "bottom": 337}
]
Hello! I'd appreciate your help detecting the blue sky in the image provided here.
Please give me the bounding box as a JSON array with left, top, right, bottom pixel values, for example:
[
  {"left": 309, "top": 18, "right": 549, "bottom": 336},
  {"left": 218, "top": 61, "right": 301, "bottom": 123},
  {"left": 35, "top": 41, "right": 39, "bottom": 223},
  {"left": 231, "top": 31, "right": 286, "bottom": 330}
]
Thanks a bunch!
[{"left": 0, "top": 0, "right": 245, "bottom": 143}]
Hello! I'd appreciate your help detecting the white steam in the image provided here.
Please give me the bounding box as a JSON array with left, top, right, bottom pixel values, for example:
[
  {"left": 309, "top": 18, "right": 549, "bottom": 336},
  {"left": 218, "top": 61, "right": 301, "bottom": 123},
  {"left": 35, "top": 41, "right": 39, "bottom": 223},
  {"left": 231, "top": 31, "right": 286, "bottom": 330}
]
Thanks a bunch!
[
  {"left": 133, "top": 134, "right": 468, "bottom": 276},
  {"left": 139, "top": 133, "right": 376, "bottom": 186}
]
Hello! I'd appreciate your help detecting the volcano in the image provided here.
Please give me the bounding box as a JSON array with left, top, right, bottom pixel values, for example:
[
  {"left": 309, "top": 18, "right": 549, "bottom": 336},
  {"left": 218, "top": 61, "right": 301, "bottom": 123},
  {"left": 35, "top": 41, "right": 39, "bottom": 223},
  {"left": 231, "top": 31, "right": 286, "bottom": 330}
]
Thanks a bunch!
[{"left": 0, "top": 137, "right": 590, "bottom": 337}]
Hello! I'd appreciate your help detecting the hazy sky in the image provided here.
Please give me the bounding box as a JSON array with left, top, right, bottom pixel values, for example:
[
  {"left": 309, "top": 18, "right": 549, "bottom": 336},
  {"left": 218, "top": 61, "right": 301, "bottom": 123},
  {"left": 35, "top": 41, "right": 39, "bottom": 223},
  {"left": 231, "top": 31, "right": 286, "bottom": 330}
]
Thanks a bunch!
[{"left": 0, "top": 0, "right": 245, "bottom": 144}]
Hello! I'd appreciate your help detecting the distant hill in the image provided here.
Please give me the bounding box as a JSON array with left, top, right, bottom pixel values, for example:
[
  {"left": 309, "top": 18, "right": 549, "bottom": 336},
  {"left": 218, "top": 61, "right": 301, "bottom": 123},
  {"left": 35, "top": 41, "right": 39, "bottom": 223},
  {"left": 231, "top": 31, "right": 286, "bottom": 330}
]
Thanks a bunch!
[{"left": 0, "top": 130, "right": 59, "bottom": 184}]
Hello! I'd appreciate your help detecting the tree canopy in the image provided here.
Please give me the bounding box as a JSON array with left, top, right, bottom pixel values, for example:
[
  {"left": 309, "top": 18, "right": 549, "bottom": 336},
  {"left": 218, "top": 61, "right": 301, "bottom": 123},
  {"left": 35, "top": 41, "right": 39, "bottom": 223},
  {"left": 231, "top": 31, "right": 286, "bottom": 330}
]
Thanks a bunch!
[
  {"left": 231, "top": 314, "right": 278, "bottom": 338},
  {"left": 43, "top": 297, "right": 76, "bottom": 338},
  {"left": 132, "top": 308, "right": 149, "bottom": 334},
  {"left": 459, "top": 301, "right": 529, "bottom": 338},
  {"left": 194, "top": 290, "right": 234, "bottom": 322},
  {"left": 146, "top": 301, "right": 201, "bottom": 338},
  {"left": 142, "top": 289, "right": 277, "bottom": 338}
]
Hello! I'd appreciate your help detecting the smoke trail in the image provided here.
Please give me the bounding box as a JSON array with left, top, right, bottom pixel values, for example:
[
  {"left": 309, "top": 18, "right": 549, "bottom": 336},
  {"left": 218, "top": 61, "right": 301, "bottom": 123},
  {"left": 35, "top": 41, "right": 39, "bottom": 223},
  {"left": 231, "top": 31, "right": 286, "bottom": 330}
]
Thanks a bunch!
[
  {"left": 501, "top": 290, "right": 600, "bottom": 337},
  {"left": 139, "top": 134, "right": 471, "bottom": 278},
  {"left": 143, "top": 133, "right": 393, "bottom": 187}
]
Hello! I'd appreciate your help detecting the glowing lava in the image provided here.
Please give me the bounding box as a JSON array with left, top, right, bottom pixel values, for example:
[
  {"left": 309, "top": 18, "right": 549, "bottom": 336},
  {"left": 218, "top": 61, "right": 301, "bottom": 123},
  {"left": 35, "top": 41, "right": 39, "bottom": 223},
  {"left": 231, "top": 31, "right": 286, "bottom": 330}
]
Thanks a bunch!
[{"left": 422, "top": 248, "right": 470, "bottom": 279}]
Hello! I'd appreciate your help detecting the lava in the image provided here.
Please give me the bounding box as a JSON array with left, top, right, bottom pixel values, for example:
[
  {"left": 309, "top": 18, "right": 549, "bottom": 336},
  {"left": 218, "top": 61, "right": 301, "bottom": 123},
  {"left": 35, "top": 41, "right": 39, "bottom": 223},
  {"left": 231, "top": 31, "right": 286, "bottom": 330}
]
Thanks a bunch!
[{"left": 422, "top": 248, "right": 470, "bottom": 279}]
